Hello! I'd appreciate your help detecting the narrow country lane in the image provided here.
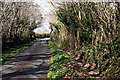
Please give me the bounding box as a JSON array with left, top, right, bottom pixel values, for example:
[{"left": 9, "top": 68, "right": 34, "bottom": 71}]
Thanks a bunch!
[{"left": 1, "top": 38, "right": 50, "bottom": 79}]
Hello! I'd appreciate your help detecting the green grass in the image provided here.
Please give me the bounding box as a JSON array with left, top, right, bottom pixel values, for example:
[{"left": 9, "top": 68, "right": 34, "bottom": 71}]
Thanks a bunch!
[
  {"left": 1, "top": 40, "right": 35, "bottom": 63},
  {"left": 48, "top": 41, "right": 75, "bottom": 79}
]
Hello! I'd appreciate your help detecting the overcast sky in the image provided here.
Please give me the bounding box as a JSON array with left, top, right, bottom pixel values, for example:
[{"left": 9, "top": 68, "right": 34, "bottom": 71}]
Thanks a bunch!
[{"left": 33, "top": 0, "right": 53, "bottom": 33}]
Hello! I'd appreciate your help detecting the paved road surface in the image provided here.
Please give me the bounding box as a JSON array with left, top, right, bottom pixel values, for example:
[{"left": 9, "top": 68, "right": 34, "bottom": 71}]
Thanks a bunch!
[{"left": 1, "top": 38, "right": 50, "bottom": 79}]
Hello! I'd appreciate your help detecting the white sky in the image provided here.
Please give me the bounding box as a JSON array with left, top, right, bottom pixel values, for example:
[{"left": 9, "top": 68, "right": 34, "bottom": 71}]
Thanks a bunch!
[{"left": 33, "top": 0, "right": 53, "bottom": 33}]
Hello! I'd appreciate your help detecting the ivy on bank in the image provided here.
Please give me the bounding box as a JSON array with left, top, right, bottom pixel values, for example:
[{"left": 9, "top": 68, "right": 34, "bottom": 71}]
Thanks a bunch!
[{"left": 48, "top": 41, "right": 75, "bottom": 79}]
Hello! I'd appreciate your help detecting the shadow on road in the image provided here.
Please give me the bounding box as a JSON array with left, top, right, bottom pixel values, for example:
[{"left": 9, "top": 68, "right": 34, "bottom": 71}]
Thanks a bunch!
[
  {"left": 2, "top": 38, "right": 50, "bottom": 78},
  {"left": 2, "top": 64, "right": 49, "bottom": 78}
]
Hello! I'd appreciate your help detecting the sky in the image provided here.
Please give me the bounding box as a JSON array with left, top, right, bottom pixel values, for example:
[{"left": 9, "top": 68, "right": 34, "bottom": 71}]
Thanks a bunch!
[{"left": 33, "top": 0, "right": 53, "bottom": 34}]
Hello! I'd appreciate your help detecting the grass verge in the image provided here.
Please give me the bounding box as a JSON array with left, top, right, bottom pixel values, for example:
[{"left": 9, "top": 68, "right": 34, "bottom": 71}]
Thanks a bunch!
[
  {"left": 1, "top": 40, "right": 35, "bottom": 63},
  {"left": 48, "top": 41, "right": 75, "bottom": 79}
]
